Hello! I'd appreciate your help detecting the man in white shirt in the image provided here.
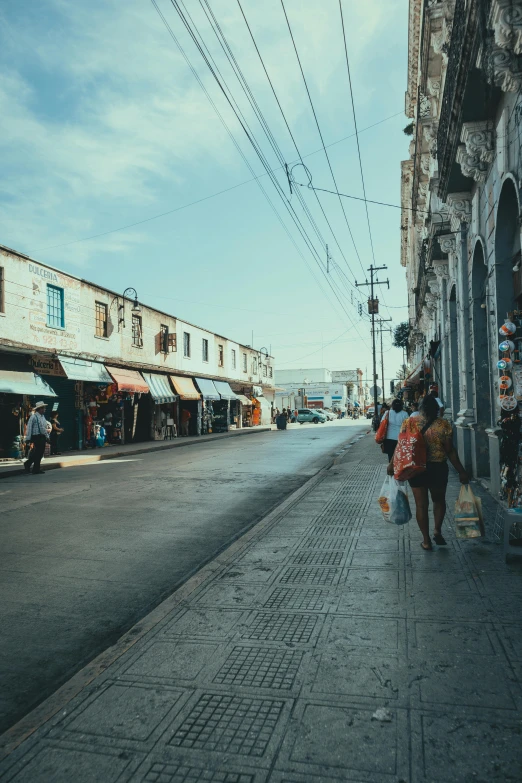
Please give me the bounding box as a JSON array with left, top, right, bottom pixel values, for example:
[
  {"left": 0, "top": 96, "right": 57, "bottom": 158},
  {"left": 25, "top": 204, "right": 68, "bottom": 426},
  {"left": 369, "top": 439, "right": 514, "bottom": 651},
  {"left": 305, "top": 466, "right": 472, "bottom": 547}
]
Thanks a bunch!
[{"left": 24, "top": 401, "right": 50, "bottom": 475}]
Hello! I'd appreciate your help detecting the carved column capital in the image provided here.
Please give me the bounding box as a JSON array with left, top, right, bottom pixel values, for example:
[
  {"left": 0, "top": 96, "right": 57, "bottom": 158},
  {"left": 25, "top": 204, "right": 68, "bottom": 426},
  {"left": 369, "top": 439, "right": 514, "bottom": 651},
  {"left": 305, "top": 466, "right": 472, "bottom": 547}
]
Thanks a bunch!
[
  {"left": 438, "top": 234, "right": 457, "bottom": 257},
  {"left": 447, "top": 192, "right": 472, "bottom": 228},
  {"left": 489, "top": 46, "right": 522, "bottom": 92},
  {"left": 491, "top": 0, "right": 522, "bottom": 55},
  {"left": 433, "top": 258, "right": 450, "bottom": 279},
  {"left": 461, "top": 121, "right": 496, "bottom": 164},
  {"left": 456, "top": 145, "right": 489, "bottom": 183}
]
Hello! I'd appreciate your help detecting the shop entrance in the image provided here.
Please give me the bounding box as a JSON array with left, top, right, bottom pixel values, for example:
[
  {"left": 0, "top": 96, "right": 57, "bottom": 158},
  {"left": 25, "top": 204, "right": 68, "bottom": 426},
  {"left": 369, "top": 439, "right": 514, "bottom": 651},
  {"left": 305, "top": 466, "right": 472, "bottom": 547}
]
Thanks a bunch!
[{"left": 471, "top": 240, "right": 492, "bottom": 476}]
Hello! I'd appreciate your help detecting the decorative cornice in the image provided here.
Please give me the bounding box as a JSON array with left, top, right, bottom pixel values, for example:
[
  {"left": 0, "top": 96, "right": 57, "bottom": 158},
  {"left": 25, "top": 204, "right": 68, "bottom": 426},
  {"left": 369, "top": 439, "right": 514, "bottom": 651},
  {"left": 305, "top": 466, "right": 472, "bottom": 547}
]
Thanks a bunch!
[
  {"left": 438, "top": 234, "right": 457, "bottom": 256},
  {"left": 406, "top": 0, "right": 424, "bottom": 118},
  {"left": 488, "top": 46, "right": 522, "bottom": 92},
  {"left": 432, "top": 258, "right": 450, "bottom": 279},
  {"left": 456, "top": 144, "right": 489, "bottom": 182},
  {"left": 491, "top": 0, "right": 522, "bottom": 55}
]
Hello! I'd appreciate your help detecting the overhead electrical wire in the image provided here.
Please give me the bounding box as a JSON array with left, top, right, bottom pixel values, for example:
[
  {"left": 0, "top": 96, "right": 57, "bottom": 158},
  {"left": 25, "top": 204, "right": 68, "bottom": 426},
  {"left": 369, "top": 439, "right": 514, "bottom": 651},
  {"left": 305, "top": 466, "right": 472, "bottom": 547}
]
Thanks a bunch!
[
  {"left": 162, "top": 0, "right": 370, "bottom": 345},
  {"left": 29, "top": 110, "right": 403, "bottom": 253},
  {"left": 152, "top": 0, "right": 368, "bottom": 341},
  {"left": 280, "top": 0, "right": 365, "bottom": 278}
]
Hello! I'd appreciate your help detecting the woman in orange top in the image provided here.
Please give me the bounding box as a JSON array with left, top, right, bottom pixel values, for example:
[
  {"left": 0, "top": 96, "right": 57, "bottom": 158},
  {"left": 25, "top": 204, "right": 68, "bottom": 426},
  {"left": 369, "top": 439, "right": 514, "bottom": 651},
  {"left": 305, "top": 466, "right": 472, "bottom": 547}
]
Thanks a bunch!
[{"left": 388, "top": 395, "right": 469, "bottom": 550}]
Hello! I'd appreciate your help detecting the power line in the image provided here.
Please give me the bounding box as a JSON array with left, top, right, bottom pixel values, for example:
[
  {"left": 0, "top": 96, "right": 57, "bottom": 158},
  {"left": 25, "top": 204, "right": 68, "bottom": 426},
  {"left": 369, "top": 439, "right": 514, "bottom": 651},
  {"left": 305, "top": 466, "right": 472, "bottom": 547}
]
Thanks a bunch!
[
  {"left": 29, "top": 111, "right": 403, "bottom": 253},
  {"left": 280, "top": 0, "right": 365, "bottom": 277}
]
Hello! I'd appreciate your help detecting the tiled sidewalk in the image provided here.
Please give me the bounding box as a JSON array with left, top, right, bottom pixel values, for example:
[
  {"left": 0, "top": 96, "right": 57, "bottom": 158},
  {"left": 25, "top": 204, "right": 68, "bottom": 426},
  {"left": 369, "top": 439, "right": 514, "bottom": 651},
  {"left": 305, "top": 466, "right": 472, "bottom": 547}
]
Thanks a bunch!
[{"left": 1, "top": 436, "right": 521, "bottom": 781}]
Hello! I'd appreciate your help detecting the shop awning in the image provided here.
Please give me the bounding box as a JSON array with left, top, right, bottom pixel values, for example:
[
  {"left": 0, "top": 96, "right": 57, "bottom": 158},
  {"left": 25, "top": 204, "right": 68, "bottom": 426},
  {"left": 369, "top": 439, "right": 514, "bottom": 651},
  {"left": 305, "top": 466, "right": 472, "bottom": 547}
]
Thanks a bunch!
[
  {"left": 401, "top": 359, "right": 423, "bottom": 387},
  {"left": 106, "top": 366, "right": 150, "bottom": 394},
  {"left": 213, "top": 380, "right": 238, "bottom": 400},
  {"left": 169, "top": 375, "right": 201, "bottom": 400},
  {"left": 236, "top": 394, "right": 252, "bottom": 406},
  {"left": 195, "top": 377, "right": 220, "bottom": 400},
  {"left": 57, "top": 356, "right": 113, "bottom": 384},
  {"left": 0, "top": 370, "right": 57, "bottom": 397},
  {"left": 142, "top": 373, "right": 177, "bottom": 404}
]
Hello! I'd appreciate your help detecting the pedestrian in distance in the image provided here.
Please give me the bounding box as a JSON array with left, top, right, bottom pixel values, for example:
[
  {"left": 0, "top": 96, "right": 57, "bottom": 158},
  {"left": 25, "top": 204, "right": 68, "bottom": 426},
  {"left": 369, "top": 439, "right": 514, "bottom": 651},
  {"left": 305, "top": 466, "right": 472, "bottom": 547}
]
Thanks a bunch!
[
  {"left": 428, "top": 383, "right": 445, "bottom": 417},
  {"left": 388, "top": 394, "right": 469, "bottom": 550},
  {"left": 24, "top": 401, "right": 50, "bottom": 475},
  {"left": 409, "top": 401, "right": 420, "bottom": 418},
  {"left": 275, "top": 411, "right": 287, "bottom": 430},
  {"left": 180, "top": 408, "right": 191, "bottom": 437},
  {"left": 381, "top": 399, "right": 409, "bottom": 462},
  {"left": 49, "top": 411, "right": 64, "bottom": 455}
]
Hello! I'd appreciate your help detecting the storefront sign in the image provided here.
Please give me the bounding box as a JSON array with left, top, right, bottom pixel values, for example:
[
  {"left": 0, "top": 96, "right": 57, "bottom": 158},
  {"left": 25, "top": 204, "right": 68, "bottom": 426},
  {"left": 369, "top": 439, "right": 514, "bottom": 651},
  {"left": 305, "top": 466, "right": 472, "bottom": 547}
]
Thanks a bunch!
[{"left": 29, "top": 356, "right": 67, "bottom": 377}]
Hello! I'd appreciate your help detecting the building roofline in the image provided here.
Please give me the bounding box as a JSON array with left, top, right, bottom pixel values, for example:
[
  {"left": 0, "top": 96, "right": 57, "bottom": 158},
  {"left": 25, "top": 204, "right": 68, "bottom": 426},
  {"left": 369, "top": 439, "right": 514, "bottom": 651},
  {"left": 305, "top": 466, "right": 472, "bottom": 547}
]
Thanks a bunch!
[{"left": 0, "top": 243, "right": 273, "bottom": 359}]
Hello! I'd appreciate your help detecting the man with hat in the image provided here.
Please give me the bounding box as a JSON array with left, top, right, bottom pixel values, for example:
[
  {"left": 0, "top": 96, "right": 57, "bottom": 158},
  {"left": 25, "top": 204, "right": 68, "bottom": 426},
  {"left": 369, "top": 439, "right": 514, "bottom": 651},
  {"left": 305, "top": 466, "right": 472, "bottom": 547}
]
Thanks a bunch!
[{"left": 24, "top": 401, "right": 50, "bottom": 475}]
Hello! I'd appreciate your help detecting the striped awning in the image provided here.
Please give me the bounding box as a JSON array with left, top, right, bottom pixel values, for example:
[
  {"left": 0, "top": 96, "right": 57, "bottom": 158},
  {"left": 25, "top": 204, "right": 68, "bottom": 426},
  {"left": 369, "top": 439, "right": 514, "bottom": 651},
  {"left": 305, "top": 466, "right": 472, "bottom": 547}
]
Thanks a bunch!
[
  {"left": 0, "top": 370, "right": 57, "bottom": 397},
  {"left": 195, "top": 377, "right": 220, "bottom": 400},
  {"left": 142, "top": 373, "right": 176, "bottom": 404},
  {"left": 106, "top": 367, "right": 150, "bottom": 394},
  {"left": 213, "top": 380, "right": 238, "bottom": 400},
  {"left": 58, "top": 356, "right": 113, "bottom": 384}
]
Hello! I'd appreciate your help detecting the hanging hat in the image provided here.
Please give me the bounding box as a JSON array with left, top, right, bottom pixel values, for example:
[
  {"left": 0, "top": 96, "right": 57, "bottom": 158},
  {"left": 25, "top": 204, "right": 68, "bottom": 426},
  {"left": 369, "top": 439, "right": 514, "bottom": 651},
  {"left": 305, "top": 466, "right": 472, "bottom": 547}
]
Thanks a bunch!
[{"left": 33, "top": 401, "right": 47, "bottom": 409}]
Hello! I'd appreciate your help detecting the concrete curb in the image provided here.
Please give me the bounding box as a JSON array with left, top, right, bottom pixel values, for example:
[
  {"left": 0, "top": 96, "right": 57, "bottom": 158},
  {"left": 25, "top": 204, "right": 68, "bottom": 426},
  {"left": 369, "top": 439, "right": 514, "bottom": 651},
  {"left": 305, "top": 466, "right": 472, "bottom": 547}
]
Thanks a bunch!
[
  {"left": 0, "top": 433, "right": 355, "bottom": 760},
  {"left": 0, "top": 427, "right": 271, "bottom": 479}
]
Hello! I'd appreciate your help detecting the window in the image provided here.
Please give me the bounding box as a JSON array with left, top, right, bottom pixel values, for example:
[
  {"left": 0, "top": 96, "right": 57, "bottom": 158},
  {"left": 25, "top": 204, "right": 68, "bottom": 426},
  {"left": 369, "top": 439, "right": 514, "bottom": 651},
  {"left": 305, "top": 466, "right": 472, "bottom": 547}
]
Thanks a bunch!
[
  {"left": 160, "top": 324, "right": 169, "bottom": 354},
  {"left": 46, "top": 284, "right": 64, "bottom": 328},
  {"left": 132, "top": 314, "right": 143, "bottom": 347},
  {"left": 0, "top": 267, "right": 4, "bottom": 313},
  {"left": 252, "top": 357, "right": 258, "bottom": 374},
  {"left": 202, "top": 338, "right": 209, "bottom": 362},
  {"left": 95, "top": 301, "right": 108, "bottom": 337},
  {"left": 268, "top": 366, "right": 273, "bottom": 378},
  {"left": 262, "top": 364, "right": 267, "bottom": 377},
  {"left": 168, "top": 332, "right": 177, "bottom": 352},
  {"left": 242, "top": 353, "right": 247, "bottom": 372},
  {"left": 231, "top": 349, "right": 236, "bottom": 369},
  {"left": 183, "top": 331, "right": 191, "bottom": 358},
  {"left": 218, "top": 344, "right": 224, "bottom": 367}
]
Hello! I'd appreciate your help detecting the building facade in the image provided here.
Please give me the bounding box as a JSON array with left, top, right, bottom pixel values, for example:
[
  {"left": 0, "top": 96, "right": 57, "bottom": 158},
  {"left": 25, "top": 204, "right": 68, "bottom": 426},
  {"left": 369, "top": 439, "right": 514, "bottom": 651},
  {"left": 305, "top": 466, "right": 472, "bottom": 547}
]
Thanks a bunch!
[
  {"left": 0, "top": 245, "right": 275, "bottom": 455},
  {"left": 402, "top": 0, "right": 522, "bottom": 494}
]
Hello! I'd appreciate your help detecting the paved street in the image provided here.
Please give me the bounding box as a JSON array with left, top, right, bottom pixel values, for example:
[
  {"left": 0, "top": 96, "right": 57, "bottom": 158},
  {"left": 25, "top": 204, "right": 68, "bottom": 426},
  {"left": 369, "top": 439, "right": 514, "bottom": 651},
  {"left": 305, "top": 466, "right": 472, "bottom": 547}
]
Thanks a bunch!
[
  {"left": 0, "top": 419, "right": 365, "bottom": 736},
  {"left": 1, "top": 432, "right": 521, "bottom": 781}
]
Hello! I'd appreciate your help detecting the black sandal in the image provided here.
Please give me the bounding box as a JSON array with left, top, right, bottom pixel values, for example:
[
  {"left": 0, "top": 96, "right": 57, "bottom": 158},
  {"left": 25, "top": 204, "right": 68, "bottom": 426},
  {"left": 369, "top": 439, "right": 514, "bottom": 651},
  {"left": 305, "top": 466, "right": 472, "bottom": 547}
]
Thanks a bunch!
[
  {"left": 420, "top": 542, "right": 433, "bottom": 551},
  {"left": 433, "top": 533, "right": 447, "bottom": 546}
]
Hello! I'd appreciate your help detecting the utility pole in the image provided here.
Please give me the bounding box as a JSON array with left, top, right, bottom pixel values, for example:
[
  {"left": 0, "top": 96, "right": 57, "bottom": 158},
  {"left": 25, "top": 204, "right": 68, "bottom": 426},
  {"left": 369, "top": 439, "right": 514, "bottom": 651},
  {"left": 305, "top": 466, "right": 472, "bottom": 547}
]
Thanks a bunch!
[
  {"left": 355, "top": 265, "right": 389, "bottom": 419},
  {"left": 326, "top": 244, "right": 330, "bottom": 274},
  {"left": 376, "top": 318, "right": 392, "bottom": 403}
]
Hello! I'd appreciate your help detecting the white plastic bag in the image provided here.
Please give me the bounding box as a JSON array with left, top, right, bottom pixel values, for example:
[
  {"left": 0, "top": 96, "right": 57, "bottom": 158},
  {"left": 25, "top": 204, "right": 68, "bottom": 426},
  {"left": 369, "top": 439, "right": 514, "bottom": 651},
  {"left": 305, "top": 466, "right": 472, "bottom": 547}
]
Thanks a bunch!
[{"left": 378, "top": 476, "right": 411, "bottom": 525}]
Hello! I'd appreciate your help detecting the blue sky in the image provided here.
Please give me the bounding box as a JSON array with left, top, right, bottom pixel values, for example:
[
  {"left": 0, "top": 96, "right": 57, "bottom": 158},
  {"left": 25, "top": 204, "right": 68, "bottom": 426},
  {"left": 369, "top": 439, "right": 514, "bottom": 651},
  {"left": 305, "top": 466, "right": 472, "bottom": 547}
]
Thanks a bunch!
[{"left": 1, "top": 0, "right": 409, "bottom": 384}]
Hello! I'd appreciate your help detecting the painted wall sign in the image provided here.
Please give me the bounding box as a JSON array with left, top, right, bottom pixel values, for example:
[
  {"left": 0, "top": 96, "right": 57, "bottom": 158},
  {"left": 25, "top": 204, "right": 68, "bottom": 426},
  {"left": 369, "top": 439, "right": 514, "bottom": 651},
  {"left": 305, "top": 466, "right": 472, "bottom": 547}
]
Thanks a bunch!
[{"left": 28, "top": 263, "right": 59, "bottom": 282}]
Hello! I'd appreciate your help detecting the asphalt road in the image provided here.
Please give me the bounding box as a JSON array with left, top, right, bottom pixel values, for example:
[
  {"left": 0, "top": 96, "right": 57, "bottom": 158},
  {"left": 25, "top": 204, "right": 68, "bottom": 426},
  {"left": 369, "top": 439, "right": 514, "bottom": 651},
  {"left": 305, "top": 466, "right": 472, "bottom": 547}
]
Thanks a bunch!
[{"left": 0, "top": 419, "right": 367, "bottom": 734}]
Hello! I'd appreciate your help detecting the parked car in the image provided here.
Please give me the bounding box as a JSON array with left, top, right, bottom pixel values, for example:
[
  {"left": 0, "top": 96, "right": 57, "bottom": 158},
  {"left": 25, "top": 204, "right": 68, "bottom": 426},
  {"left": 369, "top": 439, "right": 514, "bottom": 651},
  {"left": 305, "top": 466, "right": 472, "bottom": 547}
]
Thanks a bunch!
[
  {"left": 366, "top": 406, "right": 375, "bottom": 419},
  {"left": 323, "top": 409, "right": 337, "bottom": 421},
  {"left": 297, "top": 408, "right": 327, "bottom": 424}
]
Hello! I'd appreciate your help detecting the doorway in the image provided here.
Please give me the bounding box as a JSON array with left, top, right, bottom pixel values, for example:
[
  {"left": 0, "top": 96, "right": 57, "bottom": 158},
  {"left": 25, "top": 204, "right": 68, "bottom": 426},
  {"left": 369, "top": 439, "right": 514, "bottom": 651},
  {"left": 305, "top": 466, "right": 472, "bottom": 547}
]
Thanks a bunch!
[{"left": 471, "top": 240, "right": 492, "bottom": 475}]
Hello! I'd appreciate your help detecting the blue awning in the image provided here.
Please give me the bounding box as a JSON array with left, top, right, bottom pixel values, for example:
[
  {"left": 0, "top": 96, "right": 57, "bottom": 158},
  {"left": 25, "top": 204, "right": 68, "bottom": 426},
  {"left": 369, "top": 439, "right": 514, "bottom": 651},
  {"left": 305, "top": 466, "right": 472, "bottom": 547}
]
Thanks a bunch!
[
  {"left": 142, "top": 373, "right": 177, "bottom": 404},
  {"left": 195, "top": 377, "right": 220, "bottom": 400},
  {"left": 213, "top": 380, "right": 238, "bottom": 400},
  {"left": 0, "top": 370, "right": 57, "bottom": 397}
]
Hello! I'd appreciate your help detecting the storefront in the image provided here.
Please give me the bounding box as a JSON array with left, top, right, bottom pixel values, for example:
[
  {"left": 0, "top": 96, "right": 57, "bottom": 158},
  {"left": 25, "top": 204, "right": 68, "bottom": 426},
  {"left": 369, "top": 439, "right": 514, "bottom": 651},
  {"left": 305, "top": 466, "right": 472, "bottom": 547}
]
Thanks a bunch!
[
  {"left": 105, "top": 367, "right": 151, "bottom": 444},
  {"left": 56, "top": 356, "right": 113, "bottom": 451},
  {"left": 235, "top": 394, "right": 253, "bottom": 427},
  {"left": 142, "top": 372, "right": 178, "bottom": 440},
  {"left": 169, "top": 375, "right": 201, "bottom": 436},
  {"left": 213, "top": 381, "right": 238, "bottom": 432},
  {"left": 194, "top": 377, "right": 220, "bottom": 434},
  {"left": 0, "top": 354, "right": 57, "bottom": 458}
]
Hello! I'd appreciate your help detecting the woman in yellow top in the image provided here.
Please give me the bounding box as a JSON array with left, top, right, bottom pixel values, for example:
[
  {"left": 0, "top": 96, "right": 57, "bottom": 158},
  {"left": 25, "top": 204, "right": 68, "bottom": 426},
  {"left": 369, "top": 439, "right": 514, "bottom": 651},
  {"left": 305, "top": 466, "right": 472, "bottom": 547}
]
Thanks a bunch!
[{"left": 388, "top": 395, "right": 469, "bottom": 550}]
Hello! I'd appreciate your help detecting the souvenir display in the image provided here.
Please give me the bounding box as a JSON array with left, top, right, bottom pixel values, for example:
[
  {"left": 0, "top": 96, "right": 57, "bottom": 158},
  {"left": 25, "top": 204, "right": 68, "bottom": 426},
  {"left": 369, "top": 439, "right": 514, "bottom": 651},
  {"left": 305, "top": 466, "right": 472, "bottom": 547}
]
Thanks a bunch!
[{"left": 497, "top": 311, "right": 522, "bottom": 507}]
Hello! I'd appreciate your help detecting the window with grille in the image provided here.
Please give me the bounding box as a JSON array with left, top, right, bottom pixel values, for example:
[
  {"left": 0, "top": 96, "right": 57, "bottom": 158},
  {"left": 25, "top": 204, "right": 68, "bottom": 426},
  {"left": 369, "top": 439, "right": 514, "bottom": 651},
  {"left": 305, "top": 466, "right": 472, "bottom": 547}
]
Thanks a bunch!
[
  {"left": 132, "top": 314, "right": 143, "bottom": 347},
  {"left": 95, "top": 301, "right": 108, "bottom": 337},
  {"left": 0, "top": 267, "right": 4, "bottom": 313},
  {"left": 231, "top": 349, "right": 236, "bottom": 369},
  {"left": 160, "top": 324, "right": 168, "bottom": 353},
  {"left": 252, "top": 357, "right": 258, "bottom": 374},
  {"left": 202, "top": 338, "right": 209, "bottom": 362},
  {"left": 183, "top": 331, "right": 191, "bottom": 358},
  {"left": 268, "top": 366, "right": 273, "bottom": 378},
  {"left": 218, "top": 344, "right": 224, "bottom": 367},
  {"left": 262, "top": 364, "right": 267, "bottom": 377},
  {"left": 242, "top": 353, "right": 247, "bottom": 372},
  {"left": 46, "top": 284, "right": 64, "bottom": 328}
]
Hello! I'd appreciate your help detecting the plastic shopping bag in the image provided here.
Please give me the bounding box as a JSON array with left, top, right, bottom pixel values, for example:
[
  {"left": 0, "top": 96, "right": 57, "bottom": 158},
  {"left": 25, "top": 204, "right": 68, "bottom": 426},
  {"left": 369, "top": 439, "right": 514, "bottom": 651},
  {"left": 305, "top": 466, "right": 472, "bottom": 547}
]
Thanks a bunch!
[
  {"left": 378, "top": 476, "right": 411, "bottom": 525},
  {"left": 454, "top": 485, "right": 482, "bottom": 539}
]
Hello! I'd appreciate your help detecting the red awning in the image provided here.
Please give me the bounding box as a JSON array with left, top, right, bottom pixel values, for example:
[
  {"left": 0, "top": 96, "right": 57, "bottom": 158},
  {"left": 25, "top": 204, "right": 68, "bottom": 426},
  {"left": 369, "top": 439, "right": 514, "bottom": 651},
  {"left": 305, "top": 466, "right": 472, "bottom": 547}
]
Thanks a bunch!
[{"left": 106, "top": 366, "right": 150, "bottom": 394}]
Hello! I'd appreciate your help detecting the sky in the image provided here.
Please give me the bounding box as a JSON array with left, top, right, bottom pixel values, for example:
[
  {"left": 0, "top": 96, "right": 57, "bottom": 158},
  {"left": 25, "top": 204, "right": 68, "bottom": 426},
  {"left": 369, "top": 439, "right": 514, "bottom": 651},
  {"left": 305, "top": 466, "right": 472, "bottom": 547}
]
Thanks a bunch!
[{"left": 0, "top": 0, "right": 409, "bottom": 389}]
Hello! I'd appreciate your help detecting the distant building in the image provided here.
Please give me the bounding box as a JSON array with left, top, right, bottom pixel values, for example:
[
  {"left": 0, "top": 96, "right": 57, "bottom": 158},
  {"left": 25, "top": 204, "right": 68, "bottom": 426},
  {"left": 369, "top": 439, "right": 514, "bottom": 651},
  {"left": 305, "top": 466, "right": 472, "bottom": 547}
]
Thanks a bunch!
[{"left": 275, "top": 367, "right": 363, "bottom": 411}]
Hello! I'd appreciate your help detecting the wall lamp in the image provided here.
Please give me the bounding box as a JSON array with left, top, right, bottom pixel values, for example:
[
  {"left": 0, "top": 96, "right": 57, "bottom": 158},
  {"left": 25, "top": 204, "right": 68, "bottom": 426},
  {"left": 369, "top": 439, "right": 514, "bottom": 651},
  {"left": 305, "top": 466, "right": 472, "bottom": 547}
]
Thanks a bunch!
[{"left": 119, "top": 287, "right": 141, "bottom": 327}]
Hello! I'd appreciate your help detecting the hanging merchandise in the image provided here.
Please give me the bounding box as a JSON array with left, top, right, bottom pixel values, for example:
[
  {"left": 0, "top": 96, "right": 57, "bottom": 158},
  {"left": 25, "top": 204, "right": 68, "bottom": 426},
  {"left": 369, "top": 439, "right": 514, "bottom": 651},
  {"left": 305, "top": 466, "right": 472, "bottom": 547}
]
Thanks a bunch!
[
  {"left": 500, "top": 376, "right": 513, "bottom": 390},
  {"left": 499, "top": 318, "right": 517, "bottom": 336},
  {"left": 500, "top": 396, "right": 517, "bottom": 411},
  {"left": 498, "top": 358, "right": 513, "bottom": 371},
  {"left": 499, "top": 340, "right": 515, "bottom": 353}
]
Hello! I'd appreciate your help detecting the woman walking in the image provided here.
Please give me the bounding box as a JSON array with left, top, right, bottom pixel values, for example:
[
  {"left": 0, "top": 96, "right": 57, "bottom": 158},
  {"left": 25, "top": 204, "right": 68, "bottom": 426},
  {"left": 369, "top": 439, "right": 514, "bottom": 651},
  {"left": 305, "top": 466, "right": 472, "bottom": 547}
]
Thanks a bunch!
[
  {"left": 381, "top": 399, "right": 409, "bottom": 462},
  {"left": 389, "top": 395, "right": 469, "bottom": 550}
]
